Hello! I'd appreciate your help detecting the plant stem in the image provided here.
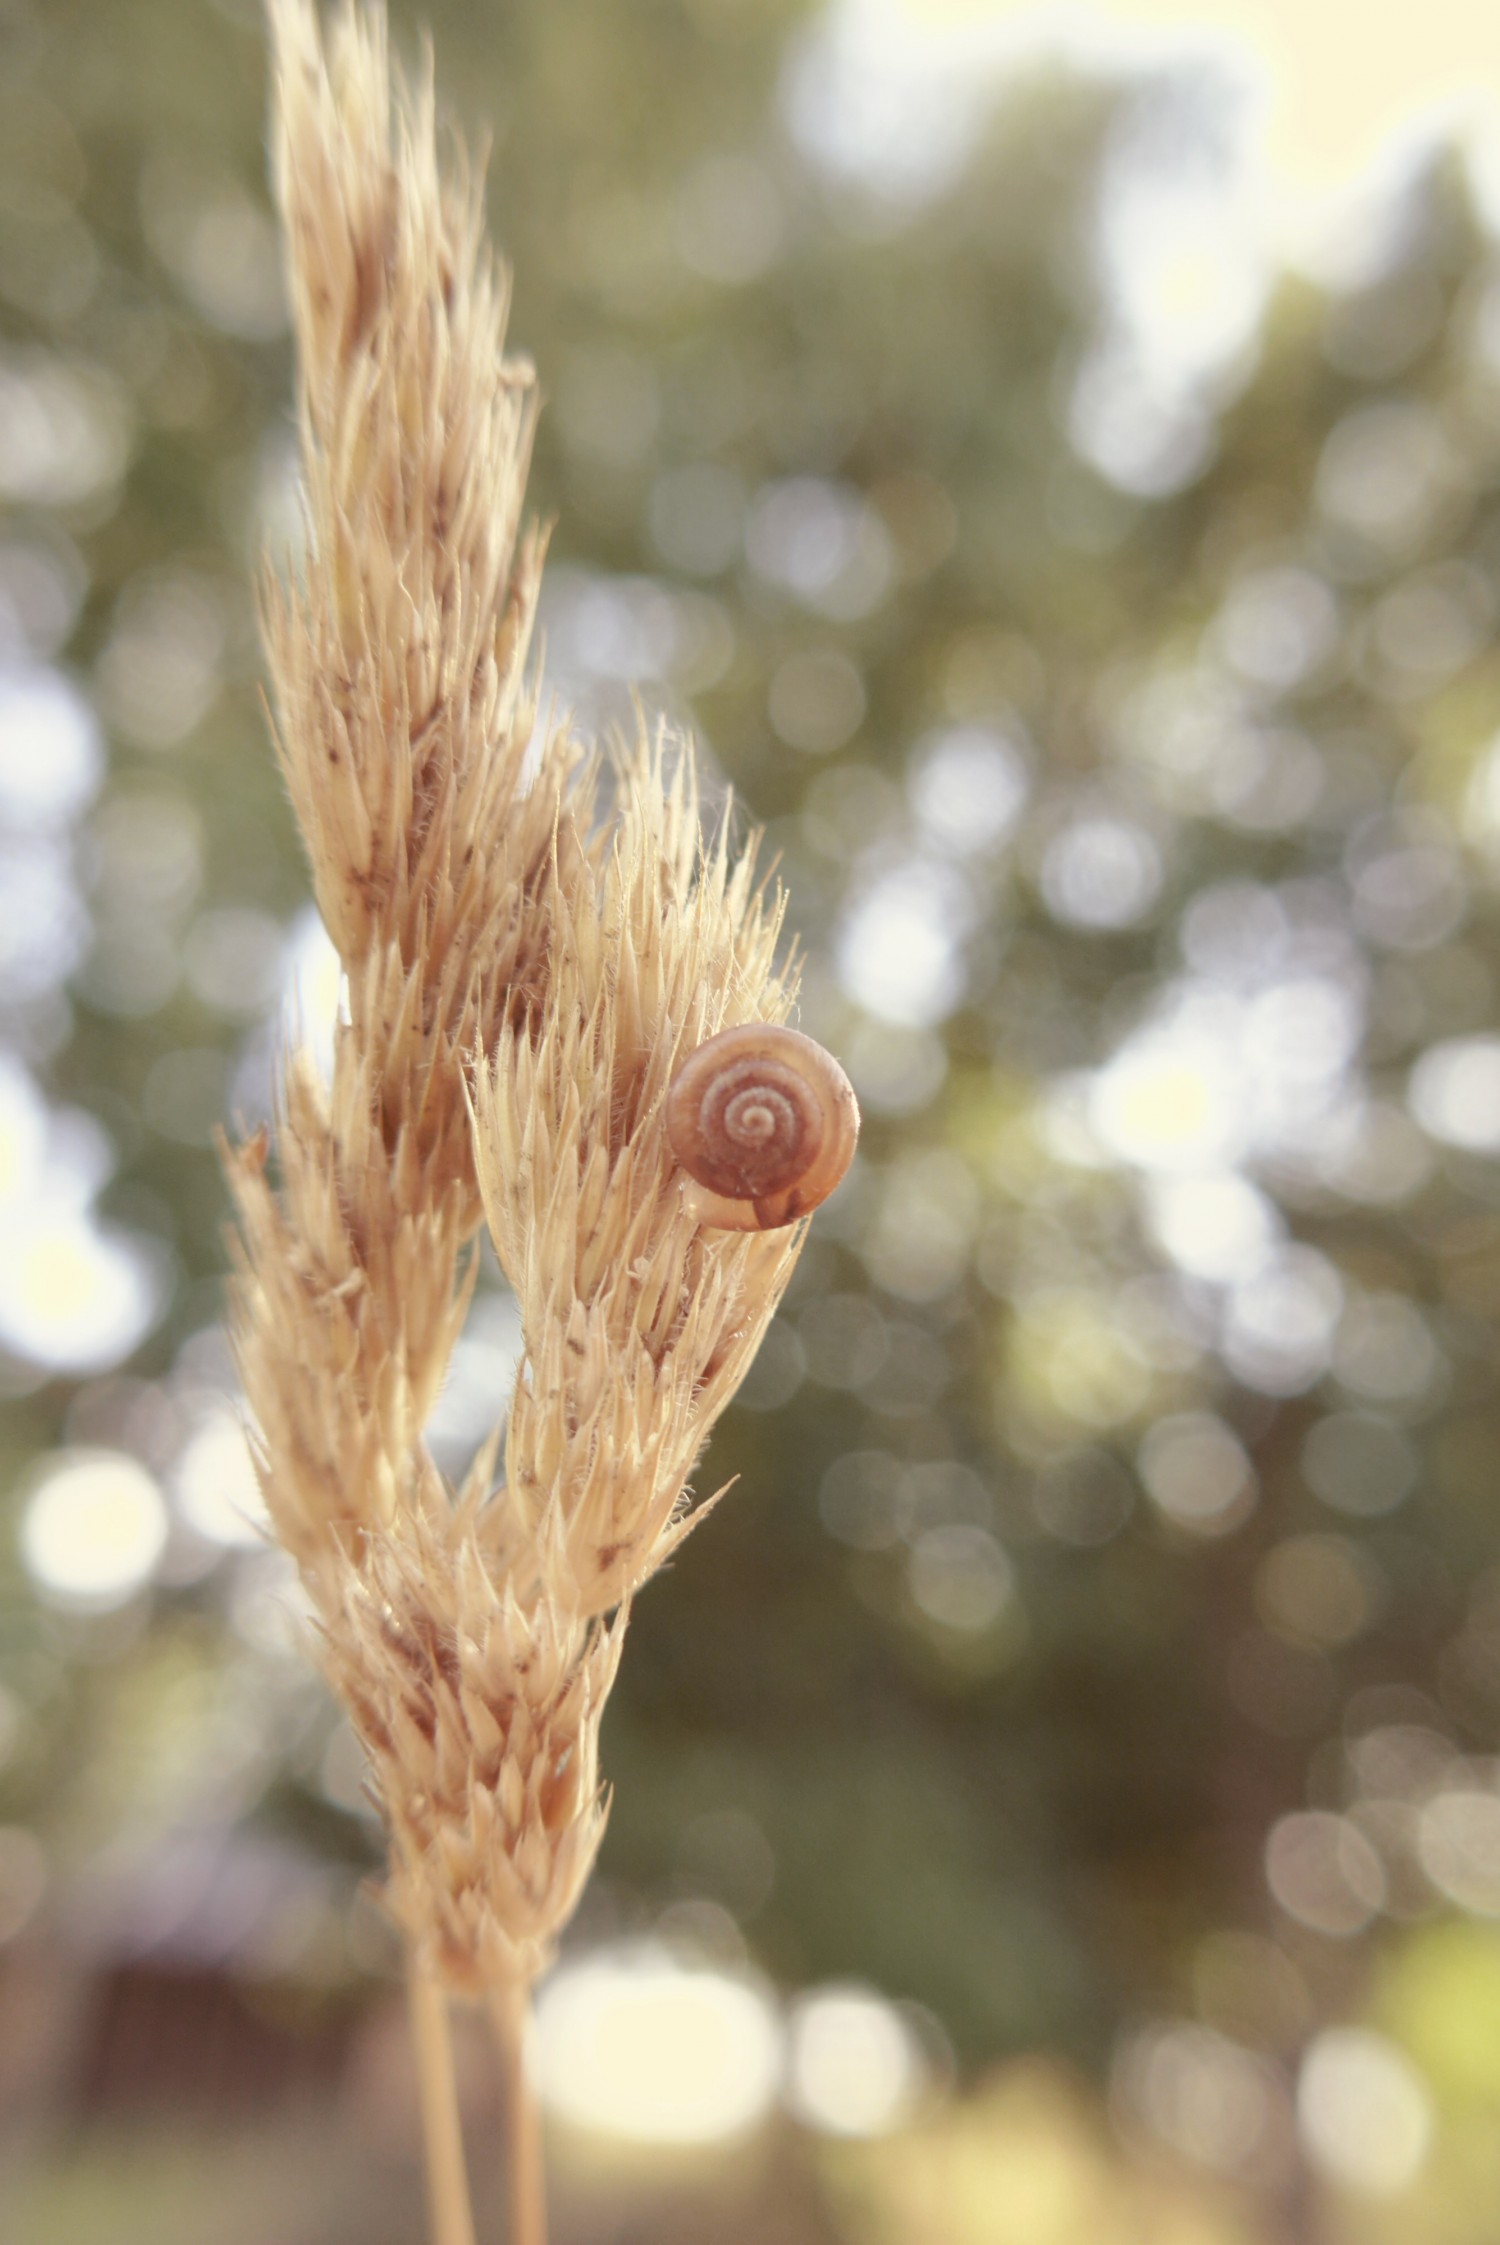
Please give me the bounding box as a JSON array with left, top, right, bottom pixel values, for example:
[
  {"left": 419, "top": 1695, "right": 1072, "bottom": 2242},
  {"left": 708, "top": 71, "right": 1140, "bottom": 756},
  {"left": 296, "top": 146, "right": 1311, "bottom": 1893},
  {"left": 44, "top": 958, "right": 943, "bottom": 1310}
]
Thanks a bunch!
[
  {"left": 489, "top": 1979, "right": 547, "bottom": 2245},
  {"left": 407, "top": 1953, "right": 478, "bottom": 2245}
]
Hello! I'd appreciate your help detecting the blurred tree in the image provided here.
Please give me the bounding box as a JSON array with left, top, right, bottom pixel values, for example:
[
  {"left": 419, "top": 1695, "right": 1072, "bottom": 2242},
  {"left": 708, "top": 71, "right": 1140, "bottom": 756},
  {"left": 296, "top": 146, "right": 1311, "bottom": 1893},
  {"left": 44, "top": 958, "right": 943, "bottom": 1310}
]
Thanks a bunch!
[{"left": 4, "top": 0, "right": 1500, "bottom": 2195}]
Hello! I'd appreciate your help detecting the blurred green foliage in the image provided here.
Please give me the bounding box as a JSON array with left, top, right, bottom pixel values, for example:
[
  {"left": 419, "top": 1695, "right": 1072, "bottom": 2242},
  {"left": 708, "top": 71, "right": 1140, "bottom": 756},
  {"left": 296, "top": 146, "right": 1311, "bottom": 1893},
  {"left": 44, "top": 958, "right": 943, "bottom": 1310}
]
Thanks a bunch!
[{"left": 6, "top": 0, "right": 1500, "bottom": 2226}]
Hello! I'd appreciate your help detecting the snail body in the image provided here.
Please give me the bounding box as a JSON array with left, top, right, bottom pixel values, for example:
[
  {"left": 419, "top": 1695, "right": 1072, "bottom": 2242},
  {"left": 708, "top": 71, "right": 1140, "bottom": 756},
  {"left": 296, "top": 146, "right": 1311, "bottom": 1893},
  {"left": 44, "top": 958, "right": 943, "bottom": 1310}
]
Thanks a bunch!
[{"left": 665, "top": 1023, "right": 859, "bottom": 1231}]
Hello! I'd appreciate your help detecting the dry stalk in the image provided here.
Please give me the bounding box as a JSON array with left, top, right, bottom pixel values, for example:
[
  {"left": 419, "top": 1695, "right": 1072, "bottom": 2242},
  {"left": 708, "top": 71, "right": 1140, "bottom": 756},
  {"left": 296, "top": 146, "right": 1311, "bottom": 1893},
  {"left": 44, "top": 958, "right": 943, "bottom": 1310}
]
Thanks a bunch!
[
  {"left": 408, "top": 1955, "right": 479, "bottom": 2245},
  {"left": 226, "top": 5, "right": 841, "bottom": 2240}
]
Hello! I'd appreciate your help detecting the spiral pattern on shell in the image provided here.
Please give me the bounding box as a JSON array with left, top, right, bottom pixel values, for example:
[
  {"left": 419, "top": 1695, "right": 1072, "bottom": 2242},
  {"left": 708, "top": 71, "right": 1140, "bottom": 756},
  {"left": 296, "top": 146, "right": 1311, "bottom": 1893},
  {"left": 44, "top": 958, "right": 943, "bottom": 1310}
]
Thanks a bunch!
[{"left": 665, "top": 1024, "right": 860, "bottom": 1231}]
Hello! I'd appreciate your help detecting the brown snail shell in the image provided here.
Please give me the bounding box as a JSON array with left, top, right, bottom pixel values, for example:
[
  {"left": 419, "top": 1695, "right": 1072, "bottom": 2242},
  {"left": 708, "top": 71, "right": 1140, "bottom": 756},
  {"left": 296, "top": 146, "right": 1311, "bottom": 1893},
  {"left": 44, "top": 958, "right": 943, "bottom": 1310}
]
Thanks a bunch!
[{"left": 665, "top": 1023, "right": 860, "bottom": 1232}]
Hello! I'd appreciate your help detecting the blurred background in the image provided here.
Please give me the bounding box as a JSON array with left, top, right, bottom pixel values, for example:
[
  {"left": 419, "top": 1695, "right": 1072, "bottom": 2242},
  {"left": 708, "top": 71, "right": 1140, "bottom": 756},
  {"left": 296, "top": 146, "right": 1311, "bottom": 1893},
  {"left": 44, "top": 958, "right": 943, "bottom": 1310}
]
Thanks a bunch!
[{"left": 6, "top": 0, "right": 1500, "bottom": 2236}]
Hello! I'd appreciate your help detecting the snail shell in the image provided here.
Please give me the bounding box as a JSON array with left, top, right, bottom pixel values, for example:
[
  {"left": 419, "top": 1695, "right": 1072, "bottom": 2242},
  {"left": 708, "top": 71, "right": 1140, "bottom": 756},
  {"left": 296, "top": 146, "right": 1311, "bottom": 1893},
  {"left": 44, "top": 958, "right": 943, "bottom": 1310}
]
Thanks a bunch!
[{"left": 665, "top": 1023, "right": 860, "bottom": 1232}]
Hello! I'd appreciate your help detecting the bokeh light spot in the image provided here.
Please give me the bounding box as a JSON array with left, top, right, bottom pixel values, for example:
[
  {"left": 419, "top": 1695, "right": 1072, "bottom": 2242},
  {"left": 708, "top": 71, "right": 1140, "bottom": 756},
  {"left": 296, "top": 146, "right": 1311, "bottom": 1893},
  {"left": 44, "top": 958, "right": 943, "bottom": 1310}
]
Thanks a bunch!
[
  {"left": 785, "top": 1984, "right": 925, "bottom": 2136},
  {"left": 1417, "top": 1791, "right": 1500, "bottom": 1916},
  {"left": 173, "top": 1410, "right": 269, "bottom": 1549},
  {"left": 837, "top": 862, "right": 968, "bottom": 1028},
  {"left": 908, "top": 723, "right": 1028, "bottom": 857},
  {"left": 1409, "top": 1035, "right": 1500, "bottom": 1153},
  {"left": 20, "top": 1449, "right": 169, "bottom": 1611},
  {"left": 1089, "top": 1033, "right": 1245, "bottom": 1173},
  {"left": 1302, "top": 1411, "right": 1417, "bottom": 1519},
  {"left": 1137, "top": 1412, "right": 1256, "bottom": 1535},
  {"left": 0, "top": 1207, "right": 161, "bottom": 1372},
  {"left": 1265, "top": 1810, "right": 1385, "bottom": 1936},
  {"left": 908, "top": 1524, "right": 1013, "bottom": 1632},
  {"left": 534, "top": 1946, "right": 781, "bottom": 2145},
  {"left": 0, "top": 664, "right": 102, "bottom": 830},
  {"left": 1040, "top": 814, "right": 1163, "bottom": 931},
  {"left": 1297, "top": 2029, "right": 1432, "bottom": 2195}
]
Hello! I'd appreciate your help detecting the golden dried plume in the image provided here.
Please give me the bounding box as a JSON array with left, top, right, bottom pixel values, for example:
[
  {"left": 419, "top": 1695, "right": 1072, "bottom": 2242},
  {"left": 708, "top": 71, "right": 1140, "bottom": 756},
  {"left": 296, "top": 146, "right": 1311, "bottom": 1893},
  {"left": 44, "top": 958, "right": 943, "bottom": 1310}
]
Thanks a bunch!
[{"left": 223, "top": 4, "right": 857, "bottom": 2235}]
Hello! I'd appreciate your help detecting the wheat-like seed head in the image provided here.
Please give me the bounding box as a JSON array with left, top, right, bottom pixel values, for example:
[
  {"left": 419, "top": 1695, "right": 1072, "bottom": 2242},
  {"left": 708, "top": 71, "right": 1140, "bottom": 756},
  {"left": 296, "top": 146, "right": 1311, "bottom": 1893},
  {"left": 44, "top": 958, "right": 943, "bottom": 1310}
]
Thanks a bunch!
[
  {"left": 228, "top": 0, "right": 840, "bottom": 1995},
  {"left": 471, "top": 734, "right": 805, "bottom": 1617},
  {"left": 265, "top": 0, "right": 576, "bottom": 1221},
  {"left": 321, "top": 1503, "right": 625, "bottom": 1994}
]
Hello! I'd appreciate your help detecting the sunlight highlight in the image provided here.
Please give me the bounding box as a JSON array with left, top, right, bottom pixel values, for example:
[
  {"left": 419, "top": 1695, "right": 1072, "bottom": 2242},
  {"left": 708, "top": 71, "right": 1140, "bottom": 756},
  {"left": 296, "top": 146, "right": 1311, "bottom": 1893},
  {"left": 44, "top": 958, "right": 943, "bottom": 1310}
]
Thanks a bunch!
[
  {"left": 534, "top": 1946, "right": 782, "bottom": 2145},
  {"left": 863, "top": 0, "right": 1500, "bottom": 217},
  {"left": 20, "top": 1450, "right": 169, "bottom": 1611}
]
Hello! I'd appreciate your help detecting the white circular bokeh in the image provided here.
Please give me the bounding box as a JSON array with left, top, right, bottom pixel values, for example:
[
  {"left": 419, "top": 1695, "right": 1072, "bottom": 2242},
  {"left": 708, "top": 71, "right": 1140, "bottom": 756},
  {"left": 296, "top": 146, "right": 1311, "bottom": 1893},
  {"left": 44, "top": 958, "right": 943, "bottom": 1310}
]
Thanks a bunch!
[
  {"left": 20, "top": 1449, "right": 169, "bottom": 1611},
  {"left": 785, "top": 1983, "right": 926, "bottom": 2136},
  {"left": 534, "top": 1945, "right": 781, "bottom": 2146}
]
